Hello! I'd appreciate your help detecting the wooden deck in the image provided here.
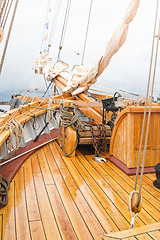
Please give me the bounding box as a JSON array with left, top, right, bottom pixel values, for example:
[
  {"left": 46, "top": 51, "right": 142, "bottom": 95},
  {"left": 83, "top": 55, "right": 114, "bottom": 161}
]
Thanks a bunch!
[
  {"left": 103, "top": 222, "right": 160, "bottom": 239},
  {"left": 0, "top": 140, "right": 160, "bottom": 239}
]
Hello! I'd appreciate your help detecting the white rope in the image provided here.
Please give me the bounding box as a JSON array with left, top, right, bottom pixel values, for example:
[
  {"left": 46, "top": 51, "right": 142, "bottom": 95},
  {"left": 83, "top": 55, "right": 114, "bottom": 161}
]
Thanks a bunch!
[
  {"left": 46, "top": 97, "right": 54, "bottom": 123},
  {"left": 129, "top": 191, "right": 139, "bottom": 229},
  {"left": 5, "top": 119, "right": 23, "bottom": 151}
]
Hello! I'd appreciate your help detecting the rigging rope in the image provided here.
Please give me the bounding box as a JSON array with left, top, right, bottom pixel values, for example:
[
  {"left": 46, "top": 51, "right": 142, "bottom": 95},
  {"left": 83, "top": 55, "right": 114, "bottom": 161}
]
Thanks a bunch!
[
  {"left": 57, "top": 0, "right": 72, "bottom": 60},
  {"left": 81, "top": 0, "right": 93, "bottom": 65},
  {"left": 0, "top": 0, "right": 19, "bottom": 74},
  {"left": 129, "top": 0, "right": 160, "bottom": 229},
  {"left": 1, "top": 0, "right": 13, "bottom": 29},
  {"left": 40, "top": 0, "right": 51, "bottom": 52},
  {"left": 48, "top": 0, "right": 62, "bottom": 49},
  {"left": 0, "top": 0, "right": 6, "bottom": 25},
  {"left": 0, "top": 0, "right": 9, "bottom": 28}
]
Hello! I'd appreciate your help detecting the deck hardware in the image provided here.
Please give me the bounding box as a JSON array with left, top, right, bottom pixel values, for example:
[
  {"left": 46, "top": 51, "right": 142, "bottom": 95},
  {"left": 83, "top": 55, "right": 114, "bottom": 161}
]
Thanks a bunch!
[
  {"left": 92, "top": 156, "right": 106, "bottom": 163},
  {"left": 153, "top": 163, "right": 160, "bottom": 189}
]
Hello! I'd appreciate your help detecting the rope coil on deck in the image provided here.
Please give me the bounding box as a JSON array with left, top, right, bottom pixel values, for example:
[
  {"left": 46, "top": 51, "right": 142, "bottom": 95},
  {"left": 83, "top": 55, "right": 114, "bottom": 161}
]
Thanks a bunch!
[{"left": 0, "top": 174, "right": 10, "bottom": 208}]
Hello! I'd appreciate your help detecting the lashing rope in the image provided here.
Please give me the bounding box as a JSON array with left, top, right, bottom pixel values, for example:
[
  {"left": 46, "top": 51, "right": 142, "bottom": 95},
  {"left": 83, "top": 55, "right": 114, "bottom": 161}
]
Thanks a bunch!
[
  {"left": 58, "top": 103, "right": 86, "bottom": 156},
  {"left": 5, "top": 119, "right": 23, "bottom": 152},
  {"left": 129, "top": 0, "right": 160, "bottom": 228},
  {"left": 0, "top": 174, "right": 10, "bottom": 208}
]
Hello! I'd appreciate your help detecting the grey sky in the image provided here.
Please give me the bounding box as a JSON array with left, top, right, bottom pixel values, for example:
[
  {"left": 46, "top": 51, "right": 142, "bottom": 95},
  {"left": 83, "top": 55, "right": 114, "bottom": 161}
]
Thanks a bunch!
[{"left": 0, "top": 0, "right": 159, "bottom": 100}]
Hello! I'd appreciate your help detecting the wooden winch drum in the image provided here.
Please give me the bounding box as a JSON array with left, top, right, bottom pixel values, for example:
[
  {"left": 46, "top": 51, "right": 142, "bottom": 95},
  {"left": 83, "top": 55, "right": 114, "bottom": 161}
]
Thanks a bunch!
[{"left": 78, "top": 124, "right": 111, "bottom": 145}]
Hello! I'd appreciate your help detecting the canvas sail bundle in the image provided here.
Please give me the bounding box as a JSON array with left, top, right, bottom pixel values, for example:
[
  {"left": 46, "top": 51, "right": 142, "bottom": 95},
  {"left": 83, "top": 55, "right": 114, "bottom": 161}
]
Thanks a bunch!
[
  {"left": 62, "top": 0, "right": 140, "bottom": 95},
  {"left": 32, "top": 0, "right": 140, "bottom": 95}
]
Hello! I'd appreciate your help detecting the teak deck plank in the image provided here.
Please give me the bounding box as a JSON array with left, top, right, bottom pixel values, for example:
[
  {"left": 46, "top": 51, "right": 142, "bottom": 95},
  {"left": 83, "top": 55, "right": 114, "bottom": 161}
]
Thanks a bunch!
[
  {"left": 55, "top": 141, "right": 118, "bottom": 234},
  {"left": 49, "top": 142, "right": 108, "bottom": 239},
  {"left": 103, "top": 222, "right": 160, "bottom": 239},
  {"left": 69, "top": 151, "right": 130, "bottom": 230},
  {"left": 37, "top": 146, "right": 78, "bottom": 240},
  {"left": 31, "top": 154, "right": 61, "bottom": 240},
  {"left": 30, "top": 220, "right": 46, "bottom": 240},
  {"left": 104, "top": 153, "right": 160, "bottom": 217},
  {"left": 14, "top": 170, "right": 31, "bottom": 240},
  {"left": 84, "top": 155, "right": 157, "bottom": 226},
  {"left": 23, "top": 158, "right": 40, "bottom": 222},
  {"left": 0, "top": 182, "right": 16, "bottom": 240},
  {"left": 148, "top": 230, "right": 160, "bottom": 239},
  {"left": 42, "top": 144, "right": 93, "bottom": 240},
  {"left": 1, "top": 140, "right": 160, "bottom": 240}
]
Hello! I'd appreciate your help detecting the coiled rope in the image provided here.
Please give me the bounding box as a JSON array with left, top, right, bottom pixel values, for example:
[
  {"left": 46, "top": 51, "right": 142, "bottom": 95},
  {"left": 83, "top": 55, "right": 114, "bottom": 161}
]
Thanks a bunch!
[
  {"left": 5, "top": 119, "right": 23, "bottom": 152},
  {"left": 59, "top": 103, "right": 86, "bottom": 156},
  {"left": 0, "top": 174, "right": 10, "bottom": 208}
]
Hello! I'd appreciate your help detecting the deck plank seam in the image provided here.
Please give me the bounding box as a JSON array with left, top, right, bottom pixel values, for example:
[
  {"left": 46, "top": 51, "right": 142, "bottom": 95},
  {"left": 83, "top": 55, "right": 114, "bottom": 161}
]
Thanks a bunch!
[
  {"left": 13, "top": 180, "right": 17, "bottom": 240},
  {"left": 0, "top": 214, "right": 3, "bottom": 240},
  {"left": 75, "top": 152, "right": 131, "bottom": 227},
  {"left": 132, "top": 175, "right": 160, "bottom": 199},
  {"left": 23, "top": 167, "right": 32, "bottom": 240},
  {"left": 36, "top": 152, "right": 63, "bottom": 240},
  {"left": 47, "top": 143, "right": 95, "bottom": 240},
  {"left": 86, "top": 154, "right": 159, "bottom": 224},
  {"left": 85, "top": 154, "right": 151, "bottom": 226},
  {"left": 146, "top": 232, "right": 156, "bottom": 240},
  {"left": 62, "top": 147, "right": 123, "bottom": 231},
  {"left": 41, "top": 145, "right": 79, "bottom": 239},
  {"left": 31, "top": 157, "right": 48, "bottom": 240},
  {"left": 42, "top": 145, "right": 79, "bottom": 240},
  {"left": 103, "top": 156, "right": 160, "bottom": 215},
  {"left": 54, "top": 141, "right": 125, "bottom": 232},
  {"left": 54, "top": 141, "right": 108, "bottom": 235}
]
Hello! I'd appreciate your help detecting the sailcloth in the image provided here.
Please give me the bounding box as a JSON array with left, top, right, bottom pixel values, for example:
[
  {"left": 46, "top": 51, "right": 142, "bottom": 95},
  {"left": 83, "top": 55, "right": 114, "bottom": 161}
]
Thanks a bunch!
[{"left": 64, "top": 0, "right": 140, "bottom": 95}]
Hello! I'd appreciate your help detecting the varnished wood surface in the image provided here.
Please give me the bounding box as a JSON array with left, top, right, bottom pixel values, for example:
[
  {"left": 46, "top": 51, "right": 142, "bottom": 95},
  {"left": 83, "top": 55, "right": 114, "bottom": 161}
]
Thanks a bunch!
[
  {"left": 110, "top": 106, "right": 160, "bottom": 168},
  {"left": 103, "top": 222, "right": 160, "bottom": 239},
  {"left": 0, "top": 141, "right": 160, "bottom": 239}
]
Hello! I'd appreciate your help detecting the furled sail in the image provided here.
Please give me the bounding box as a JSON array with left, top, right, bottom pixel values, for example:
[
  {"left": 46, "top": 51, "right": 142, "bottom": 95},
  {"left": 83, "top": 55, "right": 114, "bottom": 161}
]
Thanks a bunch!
[{"left": 63, "top": 0, "right": 140, "bottom": 95}]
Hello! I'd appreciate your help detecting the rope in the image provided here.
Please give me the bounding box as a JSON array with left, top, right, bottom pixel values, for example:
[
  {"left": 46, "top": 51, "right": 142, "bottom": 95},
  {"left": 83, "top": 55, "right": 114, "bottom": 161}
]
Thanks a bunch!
[
  {"left": 1, "top": 0, "right": 13, "bottom": 29},
  {"left": 40, "top": 0, "right": 51, "bottom": 52},
  {"left": 5, "top": 119, "right": 23, "bottom": 152},
  {"left": 46, "top": 98, "right": 54, "bottom": 123},
  {"left": 0, "top": 174, "right": 10, "bottom": 208},
  {"left": 0, "top": 0, "right": 19, "bottom": 74},
  {"left": 57, "top": 0, "right": 72, "bottom": 60},
  {"left": 129, "top": 0, "right": 160, "bottom": 228},
  {"left": 129, "top": 190, "right": 139, "bottom": 229},
  {"left": 58, "top": 103, "right": 86, "bottom": 156},
  {"left": 0, "top": 0, "right": 6, "bottom": 25},
  {"left": 48, "top": 0, "right": 62, "bottom": 48},
  {"left": 81, "top": 0, "right": 93, "bottom": 65}
]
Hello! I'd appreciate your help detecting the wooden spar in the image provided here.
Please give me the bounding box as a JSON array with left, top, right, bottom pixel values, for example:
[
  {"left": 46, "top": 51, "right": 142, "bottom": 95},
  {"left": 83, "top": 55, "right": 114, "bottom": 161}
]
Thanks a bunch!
[{"left": 18, "top": 96, "right": 103, "bottom": 108}]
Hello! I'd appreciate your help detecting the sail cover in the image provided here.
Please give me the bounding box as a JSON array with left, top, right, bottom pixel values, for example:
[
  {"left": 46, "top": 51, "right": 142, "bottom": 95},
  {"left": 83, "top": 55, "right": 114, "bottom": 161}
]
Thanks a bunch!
[{"left": 63, "top": 0, "right": 140, "bottom": 95}]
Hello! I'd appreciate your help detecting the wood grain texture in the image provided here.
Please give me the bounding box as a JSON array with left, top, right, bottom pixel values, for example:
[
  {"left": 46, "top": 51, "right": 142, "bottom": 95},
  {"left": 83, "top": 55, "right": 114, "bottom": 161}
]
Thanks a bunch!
[
  {"left": 110, "top": 106, "right": 160, "bottom": 168},
  {"left": 1, "top": 140, "right": 160, "bottom": 240}
]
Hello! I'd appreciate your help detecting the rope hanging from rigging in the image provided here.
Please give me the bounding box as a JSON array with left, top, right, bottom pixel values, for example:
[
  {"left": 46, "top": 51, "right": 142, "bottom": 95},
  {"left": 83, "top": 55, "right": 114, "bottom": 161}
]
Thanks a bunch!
[
  {"left": 129, "top": 0, "right": 160, "bottom": 229},
  {"left": 57, "top": 0, "right": 72, "bottom": 60},
  {"left": 0, "top": 0, "right": 19, "bottom": 74},
  {"left": 81, "top": 0, "right": 93, "bottom": 65}
]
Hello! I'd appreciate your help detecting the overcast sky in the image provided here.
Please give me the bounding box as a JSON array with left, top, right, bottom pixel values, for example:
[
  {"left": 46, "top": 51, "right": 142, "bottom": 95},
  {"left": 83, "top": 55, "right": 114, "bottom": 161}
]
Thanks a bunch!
[{"left": 0, "top": 0, "right": 159, "bottom": 100}]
